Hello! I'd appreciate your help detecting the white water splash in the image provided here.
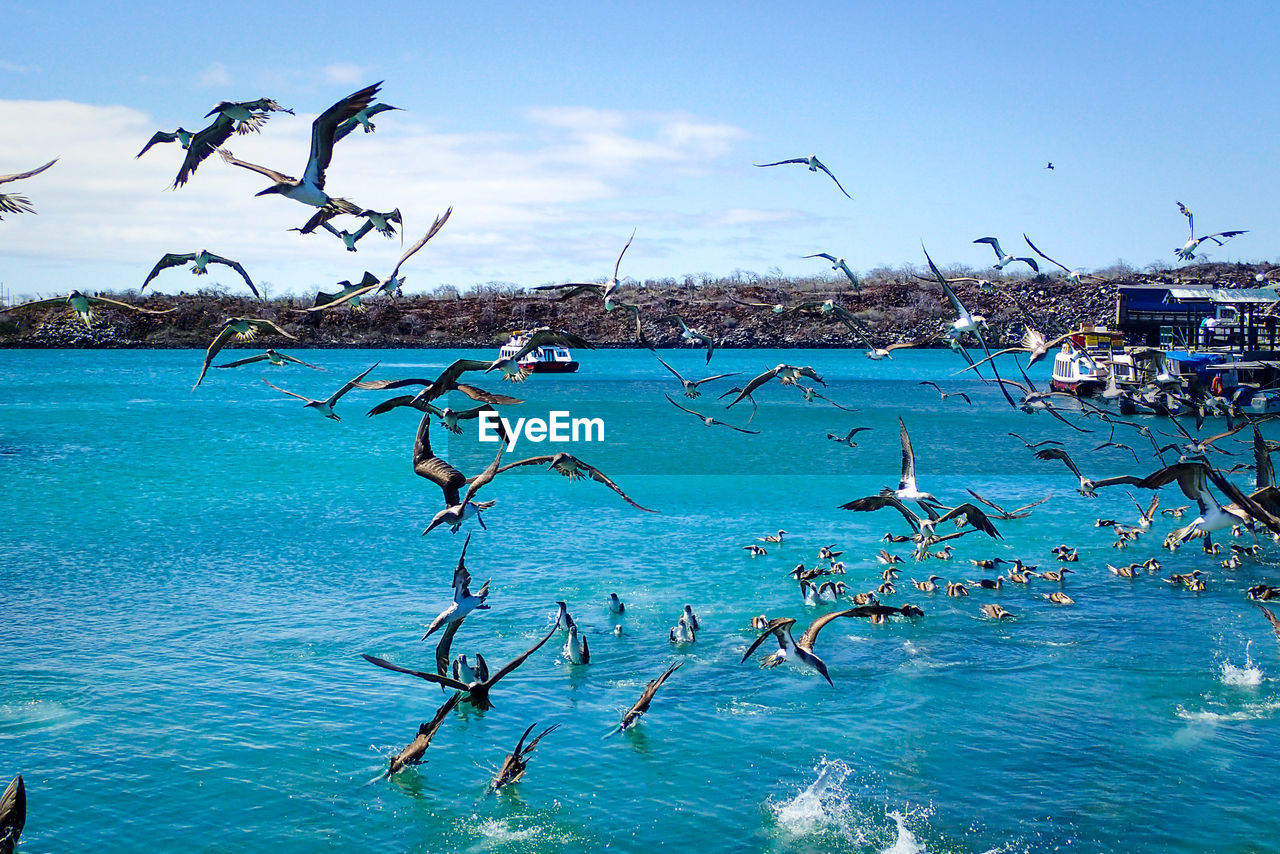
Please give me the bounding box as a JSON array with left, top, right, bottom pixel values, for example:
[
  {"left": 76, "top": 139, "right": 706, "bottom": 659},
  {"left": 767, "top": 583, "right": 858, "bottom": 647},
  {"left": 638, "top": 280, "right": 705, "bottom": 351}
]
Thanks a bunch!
[
  {"left": 881, "top": 809, "right": 922, "bottom": 854},
  {"left": 773, "top": 758, "right": 852, "bottom": 836},
  {"left": 1220, "top": 641, "right": 1263, "bottom": 688},
  {"left": 471, "top": 818, "right": 541, "bottom": 846}
]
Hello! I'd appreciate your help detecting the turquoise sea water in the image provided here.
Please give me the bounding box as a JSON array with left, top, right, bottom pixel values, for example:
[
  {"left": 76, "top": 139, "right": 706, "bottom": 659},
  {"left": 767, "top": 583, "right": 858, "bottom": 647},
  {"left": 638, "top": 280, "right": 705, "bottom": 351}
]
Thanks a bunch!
[{"left": 2, "top": 347, "right": 1279, "bottom": 853}]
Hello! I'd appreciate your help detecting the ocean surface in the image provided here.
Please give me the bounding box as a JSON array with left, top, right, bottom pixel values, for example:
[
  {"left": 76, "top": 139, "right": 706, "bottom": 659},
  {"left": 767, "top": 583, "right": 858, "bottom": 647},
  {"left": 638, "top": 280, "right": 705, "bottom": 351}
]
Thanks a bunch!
[{"left": 2, "top": 347, "right": 1278, "bottom": 854}]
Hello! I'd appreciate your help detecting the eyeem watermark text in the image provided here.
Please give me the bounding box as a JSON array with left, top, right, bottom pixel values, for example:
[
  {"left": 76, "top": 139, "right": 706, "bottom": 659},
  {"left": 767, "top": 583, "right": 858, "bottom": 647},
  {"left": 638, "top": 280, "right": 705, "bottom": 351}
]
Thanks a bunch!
[{"left": 478, "top": 410, "right": 605, "bottom": 451}]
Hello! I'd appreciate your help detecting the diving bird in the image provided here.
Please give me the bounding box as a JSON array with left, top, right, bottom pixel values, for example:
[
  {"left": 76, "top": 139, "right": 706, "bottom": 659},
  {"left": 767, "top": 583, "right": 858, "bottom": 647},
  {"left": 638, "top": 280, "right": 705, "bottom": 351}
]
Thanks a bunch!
[
  {"left": 485, "top": 327, "right": 594, "bottom": 382},
  {"left": 213, "top": 349, "right": 323, "bottom": 371},
  {"left": 193, "top": 317, "right": 296, "bottom": 389},
  {"left": 422, "top": 534, "right": 490, "bottom": 639},
  {"left": 487, "top": 722, "right": 560, "bottom": 794},
  {"left": 140, "top": 250, "right": 260, "bottom": 299},
  {"left": 307, "top": 208, "right": 452, "bottom": 309},
  {"left": 724, "top": 364, "right": 824, "bottom": 408},
  {"left": 158, "top": 97, "right": 293, "bottom": 187},
  {"left": 610, "top": 660, "right": 683, "bottom": 734},
  {"left": 7, "top": 290, "right": 175, "bottom": 329},
  {"left": 383, "top": 693, "right": 461, "bottom": 777},
  {"left": 262, "top": 362, "right": 378, "bottom": 421},
  {"left": 650, "top": 350, "right": 738, "bottom": 398},
  {"left": 1175, "top": 202, "right": 1247, "bottom": 261},
  {"left": 0, "top": 774, "right": 23, "bottom": 854},
  {"left": 217, "top": 82, "right": 381, "bottom": 230},
  {"left": 803, "top": 253, "right": 860, "bottom": 291},
  {"left": 364, "top": 617, "right": 560, "bottom": 711},
  {"left": 973, "top": 237, "right": 1040, "bottom": 272},
  {"left": 0, "top": 158, "right": 57, "bottom": 218},
  {"left": 666, "top": 394, "right": 760, "bottom": 434},
  {"left": 754, "top": 155, "right": 851, "bottom": 198},
  {"left": 741, "top": 609, "right": 868, "bottom": 685}
]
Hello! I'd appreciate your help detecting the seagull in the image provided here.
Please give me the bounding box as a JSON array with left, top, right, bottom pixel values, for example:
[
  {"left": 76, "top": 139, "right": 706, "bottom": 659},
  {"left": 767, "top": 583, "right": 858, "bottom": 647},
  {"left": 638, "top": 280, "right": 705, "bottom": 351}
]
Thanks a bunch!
[
  {"left": 1175, "top": 202, "right": 1247, "bottom": 261},
  {"left": 217, "top": 82, "right": 381, "bottom": 230},
  {"left": 383, "top": 693, "right": 461, "bottom": 778},
  {"left": 650, "top": 350, "right": 738, "bottom": 398},
  {"left": 8, "top": 290, "right": 175, "bottom": 329},
  {"left": 262, "top": 363, "right": 378, "bottom": 421},
  {"left": 827, "top": 426, "right": 871, "bottom": 446},
  {"left": 666, "top": 393, "right": 759, "bottom": 434},
  {"left": 724, "top": 364, "right": 824, "bottom": 408},
  {"left": 308, "top": 208, "right": 453, "bottom": 310},
  {"left": 803, "top": 253, "right": 860, "bottom": 291},
  {"left": 487, "top": 722, "right": 560, "bottom": 794},
  {"left": 740, "top": 610, "right": 865, "bottom": 685},
  {"left": 754, "top": 155, "right": 851, "bottom": 198},
  {"left": 485, "top": 327, "right": 594, "bottom": 382},
  {"left": 157, "top": 98, "right": 293, "bottom": 187},
  {"left": 0, "top": 158, "right": 57, "bottom": 218},
  {"left": 0, "top": 774, "right": 24, "bottom": 854},
  {"left": 193, "top": 317, "right": 295, "bottom": 388},
  {"left": 214, "top": 348, "right": 322, "bottom": 371},
  {"left": 364, "top": 617, "right": 560, "bottom": 711},
  {"left": 973, "top": 237, "right": 1040, "bottom": 273},
  {"left": 609, "top": 660, "right": 683, "bottom": 734},
  {"left": 140, "top": 250, "right": 260, "bottom": 299}
]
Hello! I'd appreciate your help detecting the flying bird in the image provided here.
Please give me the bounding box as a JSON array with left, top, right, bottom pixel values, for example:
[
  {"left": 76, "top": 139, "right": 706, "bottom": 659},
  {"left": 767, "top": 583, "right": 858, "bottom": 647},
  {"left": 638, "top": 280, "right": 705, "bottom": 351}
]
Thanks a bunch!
[
  {"left": 333, "top": 102, "right": 402, "bottom": 142},
  {"left": 650, "top": 350, "right": 738, "bottom": 398},
  {"left": 666, "top": 393, "right": 759, "bottom": 434},
  {"left": 1023, "top": 234, "right": 1098, "bottom": 284},
  {"left": 193, "top": 317, "right": 296, "bottom": 389},
  {"left": 973, "top": 237, "right": 1039, "bottom": 273},
  {"left": 740, "top": 610, "right": 867, "bottom": 685},
  {"left": 803, "top": 253, "right": 860, "bottom": 291},
  {"left": 755, "top": 155, "right": 851, "bottom": 198},
  {"left": 152, "top": 97, "right": 293, "bottom": 187},
  {"left": 140, "top": 250, "right": 260, "bottom": 299},
  {"left": 308, "top": 208, "right": 452, "bottom": 310},
  {"left": 1175, "top": 202, "right": 1247, "bottom": 261},
  {"left": 8, "top": 290, "right": 175, "bottom": 329},
  {"left": 422, "top": 534, "right": 490, "bottom": 639},
  {"left": 261, "top": 362, "right": 378, "bottom": 421},
  {"left": 0, "top": 158, "right": 57, "bottom": 218},
  {"left": 217, "top": 82, "right": 381, "bottom": 230},
  {"left": 214, "top": 349, "right": 322, "bottom": 371}
]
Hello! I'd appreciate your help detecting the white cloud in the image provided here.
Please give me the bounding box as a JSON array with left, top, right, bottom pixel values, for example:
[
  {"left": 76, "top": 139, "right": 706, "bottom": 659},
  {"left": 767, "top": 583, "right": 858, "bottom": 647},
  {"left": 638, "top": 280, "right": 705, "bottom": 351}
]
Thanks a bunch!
[
  {"left": 197, "top": 62, "right": 231, "bottom": 88},
  {"left": 321, "top": 64, "right": 366, "bottom": 85},
  {"left": 0, "top": 60, "right": 39, "bottom": 74}
]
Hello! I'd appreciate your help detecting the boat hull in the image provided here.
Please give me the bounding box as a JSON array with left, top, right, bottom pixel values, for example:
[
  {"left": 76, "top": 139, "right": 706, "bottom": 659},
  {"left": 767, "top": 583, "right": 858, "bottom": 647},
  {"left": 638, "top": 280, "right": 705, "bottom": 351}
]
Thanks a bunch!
[{"left": 522, "top": 360, "right": 578, "bottom": 374}]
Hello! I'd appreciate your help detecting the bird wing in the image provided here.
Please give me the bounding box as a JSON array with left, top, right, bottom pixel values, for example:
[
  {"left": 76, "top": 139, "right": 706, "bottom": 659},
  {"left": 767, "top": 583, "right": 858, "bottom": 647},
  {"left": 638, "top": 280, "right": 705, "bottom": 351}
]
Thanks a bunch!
[
  {"left": 450, "top": 533, "right": 475, "bottom": 599},
  {"left": 136, "top": 131, "right": 178, "bottom": 158},
  {"left": 194, "top": 324, "right": 240, "bottom": 388},
  {"left": 650, "top": 350, "right": 687, "bottom": 384},
  {"left": 173, "top": 116, "right": 239, "bottom": 187},
  {"left": 303, "top": 82, "right": 381, "bottom": 191},
  {"left": 0, "top": 773, "right": 25, "bottom": 848},
  {"left": 1022, "top": 234, "right": 1071, "bottom": 274},
  {"left": 86, "top": 295, "right": 176, "bottom": 314},
  {"left": 1177, "top": 202, "right": 1194, "bottom": 240},
  {"left": 1257, "top": 604, "right": 1280, "bottom": 640},
  {"left": 1255, "top": 426, "right": 1276, "bottom": 490},
  {"left": 725, "top": 366, "right": 782, "bottom": 408},
  {"left": 141, "top": 253, "right": 196, "bottom": 291},
  {"left": 325, "top": 362, "right": 379, "bottom": 406},
  {"left": 611, "top": 231, "right": 635, "bottom": 282},
  {"left": 412, "top": 411, "right": 466, "bottom": 505},
  {"left": 964, "top": 488, "right": 1009, "bottom": 516},
  {"left": 213, "top": 353, "right": 270, "bottom": 369},
  {"left": 434, "top": 616, "right": 465, "bottom": 679},
  {"left": 973, "top": 237, "right": 1004, "bottom": 260},
  {"left": 754, "top": 158, "right": 807, "bottom": 167},
  {"left": 923, "top": 245, "right": 968, "bottom": 320},
  {"left": 933, "top": 503, "right": 1002, "bottom": 539},
  {"left": 803, "top": 252, "right": 839, "bottom": 263},
  {"left": 361, "top": 653, "right": 469, "bottom": 690},
  {"left": 387, "top": 207, "right": 453, "bottom": 282},
  {"left": 898, "top": 417, "right": 917, "bottom": 492},
  {"left": 207, "top": 254, "right": 260, "bottom": 299},
  {"left": 620, "top": 661, "right": 683, "bottom": 728},
  {"left": 740, "top": 618, "right": 795, "bottom": 661},
  {"left": 813, "top": 159, "right": 852, "bottom": 198},
  {"left": 1033, "top": 447, "right": 1084, "bottom": 481},
  {"left": 838, "top": 493, "right": 921, "bottom": 531},
  {"left": 261, "top": 378, "right": 313, "bottom": 403},
  {"left": 0, "top": 158, "right": 58, "bottom": 185},
  {"left": 216, "top": 148, "right": 293, "bottom": 184},
  {"left": 798, "top": 608, "right": 862, "bottom": 651}
]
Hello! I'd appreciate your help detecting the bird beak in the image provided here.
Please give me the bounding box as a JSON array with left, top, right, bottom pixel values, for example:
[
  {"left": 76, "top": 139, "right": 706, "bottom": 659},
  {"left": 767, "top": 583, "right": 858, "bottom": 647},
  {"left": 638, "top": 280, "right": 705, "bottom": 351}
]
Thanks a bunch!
[{"left": 254, "top": 186, "right": 281, "bottom": 197}]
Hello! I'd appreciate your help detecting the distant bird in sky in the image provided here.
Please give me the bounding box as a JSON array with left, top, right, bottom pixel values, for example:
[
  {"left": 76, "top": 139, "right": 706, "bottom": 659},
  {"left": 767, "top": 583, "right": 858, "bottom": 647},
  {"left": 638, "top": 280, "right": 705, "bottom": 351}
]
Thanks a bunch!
[
  {"left": 918, "top": 381, "right": 971, "bottom": 405},
  {"left": 1174, "top": 202, "right": 1247, "bottom": 261},
  {"left": 1046, "top": 162, "right": 1054, "bottom": 170},
  {"left": 148, "top": 97, "right": 293, "bottom": 188},
  {"left": 664, "top": 315, "right": 718, "bottom": 363},
  {"left": 217, "top": 82, "right": 381, "bottom": 231},
  {"left": 140, "top": 250, "right": 260, "bottom": 299},
  {"left": 0, "top": 158, "right": 57, "bottom": 218},
  {"left": 973, "top": 237, "right": 1040, "bottom": 273},
  {"left": 803, "top": 253, "right": 860, "bottom": 291},
  {"left": 724, "top": 364, "right": 823, "bottom": 408},
  {"left": 534, "top": 232, "right": 634, "bottom": 312},
  {"left": 827, "top": 426, "right": 871, "bottom": 447},
  {"left": 755, "top": 155, "right": 851, "bottom": 198}
]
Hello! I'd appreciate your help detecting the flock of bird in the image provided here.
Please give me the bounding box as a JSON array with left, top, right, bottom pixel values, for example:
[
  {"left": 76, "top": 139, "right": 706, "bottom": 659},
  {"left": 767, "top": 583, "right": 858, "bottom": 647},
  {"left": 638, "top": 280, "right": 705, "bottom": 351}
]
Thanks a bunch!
[{"left": 1, "top": 82, "right": 1276, "bottom": 844}]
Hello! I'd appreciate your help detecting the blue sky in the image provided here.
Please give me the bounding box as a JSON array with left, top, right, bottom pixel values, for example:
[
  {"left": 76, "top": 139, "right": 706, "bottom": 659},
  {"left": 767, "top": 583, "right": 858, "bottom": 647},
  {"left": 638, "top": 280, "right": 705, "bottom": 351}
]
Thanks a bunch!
[{"left": 2, "top": 0, "right": 1277, "bottom": 300}]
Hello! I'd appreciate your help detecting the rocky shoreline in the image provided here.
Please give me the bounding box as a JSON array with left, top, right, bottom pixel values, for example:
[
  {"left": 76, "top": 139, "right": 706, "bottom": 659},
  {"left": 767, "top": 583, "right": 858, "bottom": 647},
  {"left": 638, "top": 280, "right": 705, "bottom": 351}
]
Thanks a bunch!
[{"left": 1, "top": 261, "right": 1270, "bottom": 350}]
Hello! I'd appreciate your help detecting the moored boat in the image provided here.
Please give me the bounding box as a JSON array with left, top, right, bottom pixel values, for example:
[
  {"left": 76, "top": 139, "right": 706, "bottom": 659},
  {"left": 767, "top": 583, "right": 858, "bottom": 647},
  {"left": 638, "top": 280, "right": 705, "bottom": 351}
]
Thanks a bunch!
[{"left": 497, "top": 331, "right": 579, "bottom": 374}]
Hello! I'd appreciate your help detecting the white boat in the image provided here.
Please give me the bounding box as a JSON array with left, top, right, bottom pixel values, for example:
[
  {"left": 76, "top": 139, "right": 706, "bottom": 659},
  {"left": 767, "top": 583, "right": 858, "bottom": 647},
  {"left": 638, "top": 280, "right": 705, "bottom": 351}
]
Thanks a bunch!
[
  {"left": 1050, "top": 327, "right": 1124, "bottom": 395},
  {"left": 496, "top": 332, "right": 579, "bottom": 374}
]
